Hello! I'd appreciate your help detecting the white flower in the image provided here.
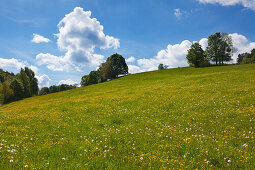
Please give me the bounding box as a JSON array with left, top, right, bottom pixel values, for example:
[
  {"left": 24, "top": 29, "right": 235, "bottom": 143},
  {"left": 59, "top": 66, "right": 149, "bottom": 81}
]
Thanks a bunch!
[
  {"left": 227, "top": 160, "right": 231, "bottom": 163},
  {"left": 10, "top": 159, "right": 13, "bottom": 163},
  {"left": 140, "top": 157, "right": 143, "bottom": 160},
  {"left": 62, "top": 158, "right": 65, "bottom": 160},
  {"left": 25, "top": 165, "right": 28, "bottom": 168}
]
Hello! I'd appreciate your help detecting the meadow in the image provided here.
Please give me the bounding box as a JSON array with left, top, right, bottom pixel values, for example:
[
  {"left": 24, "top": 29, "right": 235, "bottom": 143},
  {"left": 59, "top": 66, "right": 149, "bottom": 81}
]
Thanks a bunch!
[{"left": 0, "top": 64, "right": 254, "bottom": 169}]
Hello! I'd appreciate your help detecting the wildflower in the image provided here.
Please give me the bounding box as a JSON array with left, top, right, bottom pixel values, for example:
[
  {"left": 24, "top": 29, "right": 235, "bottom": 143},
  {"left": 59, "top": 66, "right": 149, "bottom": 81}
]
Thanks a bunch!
[
  {"left": 242, "top": 143, "right": 248, "bottom": 147},
  {"left": 25, "top": 165, "right": 28, "bottom": 168},
  {"left": 62, "top": 158, "right": 65, "bottom": 160},
  {"left": 10, "top": 159, "right": 13, "bottom": 163},
  {"left": 140, "top": 157, "right": 143, "bottom": 160}
]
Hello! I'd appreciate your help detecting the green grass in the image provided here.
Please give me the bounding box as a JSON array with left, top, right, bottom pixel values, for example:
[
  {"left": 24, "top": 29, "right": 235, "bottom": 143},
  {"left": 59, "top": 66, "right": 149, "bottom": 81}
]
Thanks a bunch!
[{"left": 0, "top": 64, "right": 255, "bottom": 169}]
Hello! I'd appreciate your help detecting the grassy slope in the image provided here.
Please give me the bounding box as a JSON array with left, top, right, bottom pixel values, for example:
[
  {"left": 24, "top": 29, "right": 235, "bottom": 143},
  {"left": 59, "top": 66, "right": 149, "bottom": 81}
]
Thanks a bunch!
[{"left": 0, "top": 64, "right": 254, "bottom": 169}]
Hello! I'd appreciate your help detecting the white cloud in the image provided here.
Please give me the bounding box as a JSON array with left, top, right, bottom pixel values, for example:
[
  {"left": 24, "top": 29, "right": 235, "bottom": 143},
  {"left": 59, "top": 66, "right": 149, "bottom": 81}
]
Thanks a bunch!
[
  {"left": 230, "top": 33, "right": 255, "bottom": 61},
  {"left": 58, "top": 79, "right": 78, "bottom": 85},
  {"left": 199, "top": 38, "right": 208, "bottom": 50},
  {"left": 174, "top": 9, "right": 183, "bottom": 19},
  {"left": 37, "top": 7, "right": 119, "bottom": 72},
  {"left": 128, "top": 65, "right": 143, "bottom": 74},
  {"left": 198, "top": 0, "right": 255, "bottom": 10},
  {"left": 31, "top": 33, "right": 51, "bottom": 43},
  {"left": 36, "top": 74, "right": 51, "bottom": 88},
  {"left": 137, "top": 40, "right": 192, "bottom": 71},
  {"left": 126, "top": 56, "right": 136, "bottom": 63},
  {"left": 0, "top": 57, "right": 38, "bottom": 74}
]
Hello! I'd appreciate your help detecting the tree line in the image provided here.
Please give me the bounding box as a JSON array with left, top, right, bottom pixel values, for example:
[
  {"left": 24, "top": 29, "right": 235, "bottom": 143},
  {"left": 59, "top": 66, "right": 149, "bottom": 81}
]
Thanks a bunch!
[
  {"left": 0, "top": 67, "right": 38, "bottom": 104},
  {"left": 81, "top": 53, "right": 128, "bottom": 86},
  {"left": 39, "top": 84, "right": 77, "bottom": 95}
]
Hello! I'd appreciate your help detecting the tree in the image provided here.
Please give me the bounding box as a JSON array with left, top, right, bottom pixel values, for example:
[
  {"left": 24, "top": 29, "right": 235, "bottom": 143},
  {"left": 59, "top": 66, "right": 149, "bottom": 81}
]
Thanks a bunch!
[
  {"left": 2, "top": 82, "right": 14, "bottom": 104},
  {"left": 158, "top": 64, "right": 168, "bottom": 70},
  {"left": 107, "top": 53, "right": 128, "bottom": 79},
  {"left": 81, "top": 71, "right": 101, "bottom": 86},
  {"left": 18, "top": 71, "right": 31, "bottom": 98},
  {"left": 39, "top": 87, "right": 50, "bottom": 95},
  {"left": 0, "top": 73, "right": 4, "bottom": 83},
  {"left": 49, "top": 85, "right": 59, "bottom": 93},
  {"left": 23, "top": 67, "right": 38, "bottom": 96},
  {"left": 237, "top": 53, "right": 247, "bottom": 64},
  {"left": 206, "top": 32, "right": 234, "bottom": 65},
  {"left": 186, "top": 42, "right": 208, "bottom": 67},
  {"left": 99, "top": 60, "right": 111, "bottom": 82},
  {"left": 10, "top": 78, "right": 24, "bottom": 101}
]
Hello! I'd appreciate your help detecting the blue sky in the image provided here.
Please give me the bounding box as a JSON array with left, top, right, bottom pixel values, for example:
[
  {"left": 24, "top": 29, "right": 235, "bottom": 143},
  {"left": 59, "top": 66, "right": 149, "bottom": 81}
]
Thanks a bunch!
[{"left": 0, "top": 0, "right": 255, "bottom": 87}]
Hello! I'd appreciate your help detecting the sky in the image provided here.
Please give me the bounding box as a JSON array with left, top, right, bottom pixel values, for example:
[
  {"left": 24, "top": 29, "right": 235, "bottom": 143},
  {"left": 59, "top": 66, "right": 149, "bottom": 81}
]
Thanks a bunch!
[{"left": 0, "top": 0, "right": 255, "bottom": 88}]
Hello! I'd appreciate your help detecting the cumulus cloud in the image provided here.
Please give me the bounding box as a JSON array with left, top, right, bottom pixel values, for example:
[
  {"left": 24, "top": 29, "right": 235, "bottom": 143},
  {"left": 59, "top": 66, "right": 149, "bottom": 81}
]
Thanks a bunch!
[
  {"left": 58, "top": 79, "right": 78, "bottom": 85},
  {"left": 36, "top": 74, "right": 51, "bottom": 88},
  {"left": 198, "top": 0, "right": 255, "bottom": 10},
  {"left": 174, "top": 9, "right": 183, "bottom": 19},
  {"left": 126, "top": 56, "right": 136, "bottom": 63},
  {"left": 0, "top": 57, "right": 38, "bottom": 74},
  {"left": 230, "top": 33, "right": 255, "bottom": 61},
  {"left": 31, "top": 33, "right": 51, "bottom": 43},
  {"left": 36, "top": 7, "right": 119, "bottom": 72},
  {"left": 137, "top": 40, "right": 192, "bottom": 71},
  {"left": 128, "top": 65, "right": 144, "bottom": 74}
]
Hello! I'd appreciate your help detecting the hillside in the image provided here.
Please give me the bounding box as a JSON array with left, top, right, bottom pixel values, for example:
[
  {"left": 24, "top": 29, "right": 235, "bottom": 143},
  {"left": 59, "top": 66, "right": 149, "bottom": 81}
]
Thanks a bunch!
[{"left": 0, "top": 64, "right": 254, "bottom": 169}]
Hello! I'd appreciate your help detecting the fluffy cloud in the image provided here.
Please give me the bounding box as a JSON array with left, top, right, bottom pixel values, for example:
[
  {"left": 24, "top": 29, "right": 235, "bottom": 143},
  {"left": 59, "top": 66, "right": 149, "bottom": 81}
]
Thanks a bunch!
[
  {"left": 36, "top": 74, "right": 51, "bottom": 88},
  {"left": 137, "top": 40, "right": 192, "bottom": 71},
  {"left": 128, "top": 65, "right": 144, "bottom": 74},
  {"left": 0, "top": 57, "right": 38, "bottom": 74},
  {"left": 37, "top": 7, "right": 119, "bottom": 72},
  {"left": 198, "top": 0, "right": 255, "bottom": 10},
  {"left": 58, "top": 79, "right": 78, "bottom": 85},
  {"left": 230, "top": 33, "right": 255, "bottom": 61},
  {"left": 126, "top": 56, "right": 136, "bottom": 63},
  {"left": 174, "top": 9, "right": 183, "bottom": 19},
  {"left": 31, "top": 33, "right": 51, "bottom": 43}
]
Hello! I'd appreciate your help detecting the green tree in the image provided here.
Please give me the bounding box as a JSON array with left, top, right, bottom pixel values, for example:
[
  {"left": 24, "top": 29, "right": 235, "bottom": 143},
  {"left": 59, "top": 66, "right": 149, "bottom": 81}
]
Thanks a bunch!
[
  {"left": 39, "top": 87, "right": 50, "bottom": 95},
  {"left": 2, "top": 82, "right": 14, "bottom": 104},
  {"left": 81, "top": 71, "right": 101, "bottom": 86},
  {"left": 107, "top": 53, "right": 128, "bottom": 79},
  {"left": 0, "top": 73, "right": 4, "bottom": 83},
  {"left": 186, "top": 42, "right": 208, "bottom": 67},
  {"left": 237, "top": 53, "right": 247, "bottom": 64},
  {"left": 10, "top": 78, "right": 24, "bottom": 101},
  {"left": 158, "top": 64, "right": 168, "bottom": 70},
  {"left": 18, "top": 71, "right": 31, "bottom": 98},
  {"left": 23, "top": 67, "right": 39, "bottom": 96},
  {"left": 206, "top": 32, "right": 234, "bottom": 65},
  {"left": 49, "top": 85, "right": 59, "bottom": 93}
]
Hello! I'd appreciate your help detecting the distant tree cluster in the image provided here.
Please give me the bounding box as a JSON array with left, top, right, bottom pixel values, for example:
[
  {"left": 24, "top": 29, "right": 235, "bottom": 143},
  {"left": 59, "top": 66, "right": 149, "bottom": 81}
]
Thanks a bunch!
[
  {"left": 237, "top": 49, "right": 255, "bottom": 64},
  {"left": 39, "top": 84, "right": 77, "bottom": 95},
  {"left": 0, "top": 67, "right": 38, "bottom": 105},
  {"left": 186, "top": 32, "right": 234, "bottom": 67},
  {"left": 158, "top": 64, "right": 168, "bottom": 70},
  {"left": 81, "top": 53, "right": 128, "bottom": 86}
]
